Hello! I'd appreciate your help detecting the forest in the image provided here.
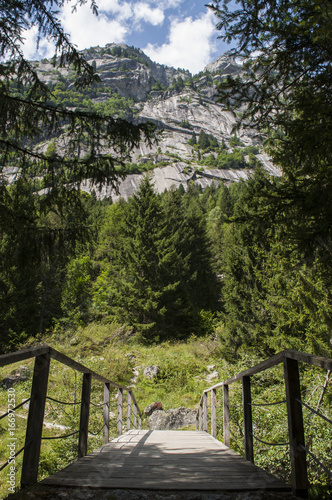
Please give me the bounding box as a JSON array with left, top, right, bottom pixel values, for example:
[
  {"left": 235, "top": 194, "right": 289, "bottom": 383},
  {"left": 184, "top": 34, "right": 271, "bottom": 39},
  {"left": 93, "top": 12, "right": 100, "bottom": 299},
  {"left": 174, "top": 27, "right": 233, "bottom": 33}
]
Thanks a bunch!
[
  {"left": 1, "top": 170, "right": 331, "bottom": 359},
  {"left": 0, "top": 0, "right": 331, "bottom": 496}
]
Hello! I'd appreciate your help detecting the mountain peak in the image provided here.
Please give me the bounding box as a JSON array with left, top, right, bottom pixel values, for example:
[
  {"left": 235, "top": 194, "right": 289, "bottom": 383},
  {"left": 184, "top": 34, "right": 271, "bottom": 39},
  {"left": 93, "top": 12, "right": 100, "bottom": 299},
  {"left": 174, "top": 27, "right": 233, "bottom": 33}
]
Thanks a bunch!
[{"left": 204, "top": 52, "right": 241, "bottom": 75}]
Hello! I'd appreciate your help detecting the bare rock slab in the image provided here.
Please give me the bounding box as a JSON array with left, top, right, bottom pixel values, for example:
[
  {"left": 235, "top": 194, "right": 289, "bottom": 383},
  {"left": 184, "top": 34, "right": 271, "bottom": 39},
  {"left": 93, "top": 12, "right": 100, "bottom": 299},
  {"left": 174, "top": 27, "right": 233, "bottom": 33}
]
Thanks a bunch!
[{"left": 148, "top": 407, "right": 196, "bottom": 430}]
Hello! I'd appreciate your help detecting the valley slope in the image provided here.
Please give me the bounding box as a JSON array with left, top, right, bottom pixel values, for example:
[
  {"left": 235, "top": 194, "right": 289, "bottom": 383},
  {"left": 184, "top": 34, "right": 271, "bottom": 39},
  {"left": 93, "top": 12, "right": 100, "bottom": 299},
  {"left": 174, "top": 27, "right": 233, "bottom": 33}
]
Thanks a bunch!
[{"left": 33, "top": 43, "right": 280, "bottom": 200}]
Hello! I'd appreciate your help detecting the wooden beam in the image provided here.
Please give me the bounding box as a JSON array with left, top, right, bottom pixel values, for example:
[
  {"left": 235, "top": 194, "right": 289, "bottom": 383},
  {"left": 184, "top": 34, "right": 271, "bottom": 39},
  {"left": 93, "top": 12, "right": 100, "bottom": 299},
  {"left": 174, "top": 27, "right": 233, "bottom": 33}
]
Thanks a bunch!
[
  {"left": 117, "top": 388, "right": 123, "bottom": 437},
  {"left": 21, "top": 353, "right": 50, "bottom": 487},
  {"left": 133, "top": 400, "right": 138, "bottom": 429},
  {"left": 284, "top": 357, "right": 308, "bottom": 498},
  {"left": 203, "top": 392, "right": 208, "bottom": 432},
  {"left": 78, "top": 373, "right": 92, "bottom": 459},
  {"left": 202, "top": 351, "right": 332, "bottom": 393},
  {"left": 127, "top": 391, "right": 132, "bottom": 431},
  {"left": 211, "top": 389, "right": 217, "bottom": 439},
  {"left": 130, "top": 391, "right": 142, "bottom": 418},
  {"left": 242, "top": 376, "right": 254, "bottom": 463},
  {"left": 285, "top": 350, "right": 332, "bottom": 372},
  {"left": 223, "top": 384, "right": 230, "bottom": 447},
  {"left": 198, "top": 403, "right": 203, "bottom": 431},
  {"left": 49, "top": 347, "right": 123, "bottom": 387},
  {"left": 103, "top": 383, "right": 110, "bottom": 445},
  {"left": 0, "top": 346, "right": 50, "bottom": 368}
]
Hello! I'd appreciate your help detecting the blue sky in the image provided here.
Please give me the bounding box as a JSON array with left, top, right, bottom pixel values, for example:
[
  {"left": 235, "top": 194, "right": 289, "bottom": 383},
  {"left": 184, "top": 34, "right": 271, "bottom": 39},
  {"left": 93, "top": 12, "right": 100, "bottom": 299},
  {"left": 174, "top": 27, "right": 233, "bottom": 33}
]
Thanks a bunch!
[{"left": 22, "top": 0, "right": 236, "bottom": 74}]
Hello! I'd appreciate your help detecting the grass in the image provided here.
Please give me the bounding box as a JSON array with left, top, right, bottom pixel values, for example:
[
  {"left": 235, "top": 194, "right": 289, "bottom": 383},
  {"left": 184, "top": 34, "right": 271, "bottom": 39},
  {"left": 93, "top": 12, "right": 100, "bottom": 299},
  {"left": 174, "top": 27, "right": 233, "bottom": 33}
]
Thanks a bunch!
[{"left": 0, "top": 322, "right": 331, "bottom": 499}]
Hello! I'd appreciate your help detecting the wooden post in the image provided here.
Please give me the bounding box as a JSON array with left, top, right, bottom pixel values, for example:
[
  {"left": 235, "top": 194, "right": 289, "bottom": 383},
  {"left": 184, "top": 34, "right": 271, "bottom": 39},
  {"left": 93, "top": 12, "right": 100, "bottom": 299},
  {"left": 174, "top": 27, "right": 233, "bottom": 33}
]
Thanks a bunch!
[
  {"left": 242, "top": 376, "right": 254, "bottom": 463},
  {"left": 117, "top": 388, "right": 123, "bottom": 436},
  {"left": 223, "top": 384, "right": 230, "bottom": 447},
  {"left": 78, "top": 372, "right": 92, "bottom": 459},
  {"left": 127, "top": 391, "right": 132, "bottom": 431},
  {"left": 103, "top": 382, "right": 110, "bottom": 445},
  {"left": 21, "top": 353, "right": 50, "bottom": 487},
  {"left": 133, "top": 401, "right": 138, "bottom": 429},
  {"left": 211, "top": 388, "right": 217, "bottom": 439},
  {"left": 284, "top": 357, "right": 308, "bottom": 498},
  {"left": 198, "top": 402, "right": 203, "bottom": 431},
  {"left": 203, "top": 392, "right": 208, "bottom": 432},
  {"left": 138, "top": 414, "right": 141, "bottom": 430}
]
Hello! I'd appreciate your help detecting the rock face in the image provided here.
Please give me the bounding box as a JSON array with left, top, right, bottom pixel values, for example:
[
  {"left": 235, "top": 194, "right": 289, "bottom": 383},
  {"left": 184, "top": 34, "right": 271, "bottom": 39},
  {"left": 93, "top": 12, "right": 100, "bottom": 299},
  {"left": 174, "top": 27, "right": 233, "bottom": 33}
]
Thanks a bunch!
[
  {"left": 31, "top": 43, "right": 281, "bottom": 201},
  {"left": 148, "top": 407, "right": 197, "bottom": 430},
  {"left": 143, "top": 365, "right": 160, "bottom": 380},
  {"left": 80, "top": 157, "right": 281, "bottom": 202}
]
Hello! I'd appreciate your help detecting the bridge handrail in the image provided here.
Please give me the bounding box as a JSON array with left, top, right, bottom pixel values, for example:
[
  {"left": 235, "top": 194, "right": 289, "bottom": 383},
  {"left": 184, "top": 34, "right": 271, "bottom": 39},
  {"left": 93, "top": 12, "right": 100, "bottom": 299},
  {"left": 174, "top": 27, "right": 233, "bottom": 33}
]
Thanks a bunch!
[
  {"left": 196, "top": 349, "right": 332, "bottom": 499},
  {"left": 0, "top": 344, "right": 142, "bottom": 488}
]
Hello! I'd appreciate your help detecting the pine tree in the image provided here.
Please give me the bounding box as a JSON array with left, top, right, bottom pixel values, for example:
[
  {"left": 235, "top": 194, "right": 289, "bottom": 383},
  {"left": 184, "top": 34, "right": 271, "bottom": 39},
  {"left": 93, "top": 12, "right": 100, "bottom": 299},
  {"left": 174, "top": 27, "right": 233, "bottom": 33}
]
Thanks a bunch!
[
  {"left": 209, "top": 0, "right": 332, "bottom": 256},
  {"left": 198, "top": 130, "right": 210, "bottom": 150},
  {"left": 113, "top": 177, "right": 176, "bottom": 340}
]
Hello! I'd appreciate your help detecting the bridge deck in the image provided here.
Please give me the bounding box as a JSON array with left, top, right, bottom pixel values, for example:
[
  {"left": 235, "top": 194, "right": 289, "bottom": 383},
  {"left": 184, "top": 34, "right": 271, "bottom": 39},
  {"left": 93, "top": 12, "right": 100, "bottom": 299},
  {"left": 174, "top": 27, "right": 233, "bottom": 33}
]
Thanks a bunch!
[{"left": 42, "top": 430, "right": 290, "bottom": 492}]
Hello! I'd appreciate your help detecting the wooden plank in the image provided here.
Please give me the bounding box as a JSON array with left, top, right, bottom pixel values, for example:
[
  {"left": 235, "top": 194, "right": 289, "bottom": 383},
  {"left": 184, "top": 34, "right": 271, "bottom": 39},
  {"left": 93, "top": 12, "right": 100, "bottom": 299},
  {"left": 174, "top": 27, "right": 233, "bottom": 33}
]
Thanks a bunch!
[
  {"left": 42, "top": 430, "right": 290, "bottom": 492},
  {"left": 21, "top": 353, "right": 50, "bottom": 487}
]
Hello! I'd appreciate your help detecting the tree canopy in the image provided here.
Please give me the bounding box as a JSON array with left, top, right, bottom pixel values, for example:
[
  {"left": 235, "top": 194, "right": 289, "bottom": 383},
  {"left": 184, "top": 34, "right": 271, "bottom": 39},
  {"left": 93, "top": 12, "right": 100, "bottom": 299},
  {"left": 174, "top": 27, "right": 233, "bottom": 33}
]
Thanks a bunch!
[
  {"left": 0, "top": 0, "right": 156, "bottom": 226},
  {"left": 209, "top": 0, "right": 332, "bottom": 258}
]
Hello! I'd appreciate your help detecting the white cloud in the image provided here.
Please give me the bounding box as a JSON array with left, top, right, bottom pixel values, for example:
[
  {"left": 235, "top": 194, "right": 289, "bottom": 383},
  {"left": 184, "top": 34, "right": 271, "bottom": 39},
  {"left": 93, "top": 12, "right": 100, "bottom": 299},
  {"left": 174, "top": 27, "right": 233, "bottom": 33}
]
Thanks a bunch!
[
  {"left": 59, "top": 2, "right": 128, "bottom": 50},
  {"left": 21, "top": 26, "right": 56, "bottom": 60},
  {"left": 143, "top": 11, "right": 217, "bottom": 74},
  {"left": 133, "top": 3, "right": 164, "bottom": 26}
]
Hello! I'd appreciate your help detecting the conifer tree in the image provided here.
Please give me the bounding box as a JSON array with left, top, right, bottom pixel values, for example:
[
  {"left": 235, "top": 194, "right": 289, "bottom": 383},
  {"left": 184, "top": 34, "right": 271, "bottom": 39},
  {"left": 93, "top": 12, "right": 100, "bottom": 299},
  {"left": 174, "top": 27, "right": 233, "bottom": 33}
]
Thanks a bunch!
[
  {"left": 114, "top": 177, "right": 178, "bottom": 340},
  {"left": 209, "top": 0, "right": 332, "bottom": 256}
]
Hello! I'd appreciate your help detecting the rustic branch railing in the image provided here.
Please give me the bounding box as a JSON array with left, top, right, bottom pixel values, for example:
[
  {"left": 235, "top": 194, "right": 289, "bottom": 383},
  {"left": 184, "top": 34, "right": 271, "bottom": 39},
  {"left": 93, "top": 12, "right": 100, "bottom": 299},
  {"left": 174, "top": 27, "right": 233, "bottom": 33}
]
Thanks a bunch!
[
  {"left": 0, "top": 345, "right": 142, "bottom": 488},
  {"left": 196, "top": 349, "right": 332, "bottom": 499}
]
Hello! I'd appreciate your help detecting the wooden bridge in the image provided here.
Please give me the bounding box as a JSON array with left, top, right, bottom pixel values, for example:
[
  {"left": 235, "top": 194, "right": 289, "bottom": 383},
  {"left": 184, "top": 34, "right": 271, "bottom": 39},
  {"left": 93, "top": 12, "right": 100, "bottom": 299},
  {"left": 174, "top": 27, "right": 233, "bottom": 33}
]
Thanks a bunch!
[
  {"left": 1, "top": 346, "right": 332, "bottom": 499},
  {"left": 41, "top": 429, "right": 289, "bottom": 491}
]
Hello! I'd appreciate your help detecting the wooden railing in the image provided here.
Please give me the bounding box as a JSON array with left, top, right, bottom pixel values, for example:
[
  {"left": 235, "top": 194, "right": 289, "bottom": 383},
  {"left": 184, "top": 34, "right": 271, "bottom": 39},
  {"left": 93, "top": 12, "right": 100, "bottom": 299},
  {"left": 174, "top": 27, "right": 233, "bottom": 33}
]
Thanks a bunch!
[
  {"left": 0, "top": 345, "right": 142, "bottom": 488},
  {"left": 196, "top": 349, "right": 332, "bottom": 499}
]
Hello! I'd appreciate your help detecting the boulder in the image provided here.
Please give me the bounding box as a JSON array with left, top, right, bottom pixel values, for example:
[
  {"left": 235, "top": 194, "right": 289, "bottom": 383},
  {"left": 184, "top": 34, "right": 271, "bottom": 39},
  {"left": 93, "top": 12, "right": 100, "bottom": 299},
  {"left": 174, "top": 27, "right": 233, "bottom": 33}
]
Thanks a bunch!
[
  {"left": 148, "top": 407, "right": 196, "bottom": 430},
  {"left": 2, "top": 377, "right": 19, "bottom": 389},
  {"left": 1, "top": 365, "right": 29, "bottom": 389},
  {"left": 144, "top": 401, "right": 163, "bottom": 416},
  {"left": 143, "top": 365, "right": 160, "bottom": 379},
  {"left": 206, "top": 370, "right": 219, "bottom": 383}
]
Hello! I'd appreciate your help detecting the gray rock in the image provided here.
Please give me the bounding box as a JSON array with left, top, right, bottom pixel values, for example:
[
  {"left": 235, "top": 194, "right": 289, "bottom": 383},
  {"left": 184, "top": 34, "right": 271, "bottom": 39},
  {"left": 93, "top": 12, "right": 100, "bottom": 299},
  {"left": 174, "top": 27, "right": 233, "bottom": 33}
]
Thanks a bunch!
[
  {"left": 2, "top": 365, "right": 29, "bottom": 388},
  {"left": 149, "top": 407, "right": 197, "bottom": 430},
  {"left": 29, "top": 44, "right": 282, "bottom": 205},
  {"left": 2, "top": 376, "right": 19, "bottom": 389},
  {"left": 206, "top": 370, "right": 219, "bottom": 383},
  {"left": 143, "top": 365, "right": 160, "bottom": 379}
]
